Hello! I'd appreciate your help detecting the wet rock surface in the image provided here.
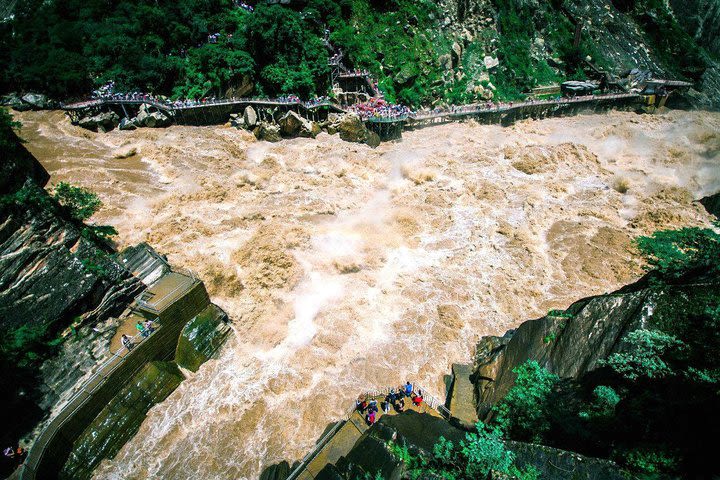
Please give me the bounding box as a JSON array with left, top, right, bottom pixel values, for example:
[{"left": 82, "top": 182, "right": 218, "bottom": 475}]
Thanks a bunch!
[
  {"left": 59, "top": 361, "right": 184, "bottom": 480},
  {"left": 175, "top": 303, "right": 230, "bottom": 372}
]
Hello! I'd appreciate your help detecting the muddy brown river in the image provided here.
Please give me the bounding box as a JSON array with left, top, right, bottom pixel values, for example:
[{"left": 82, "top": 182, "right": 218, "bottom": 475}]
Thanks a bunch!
[{"left": 14, "top": 109, "right": 720, "bottom": 479}]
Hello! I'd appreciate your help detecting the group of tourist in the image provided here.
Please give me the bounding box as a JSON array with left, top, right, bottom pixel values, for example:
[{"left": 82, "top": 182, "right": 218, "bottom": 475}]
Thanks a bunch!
[
  {"left": 120, "top": 319, "right": 155, "bottom": 352},
  {"left": 2, "top": 446, "right": 26, "bottom": 469},
  {"left": 233, "top": 0, "right": 254, "bottom": 12},
  {"left": 356, "top": 382, "right": 424, "bottom": 426},
  {"left": 347, "top": 98, "right": 414, "bottom": 121},
  {"left": 341, "top": 69, "right": 372, "bottom": 78}
]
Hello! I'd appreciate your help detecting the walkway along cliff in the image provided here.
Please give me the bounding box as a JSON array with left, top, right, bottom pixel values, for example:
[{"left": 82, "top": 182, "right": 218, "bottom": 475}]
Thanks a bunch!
[
  {"left": 61, "top": 80, "right": 692, "bottom": 143},
  {"left": 18, "top": 260, "right": 231, "bottom": 480}
]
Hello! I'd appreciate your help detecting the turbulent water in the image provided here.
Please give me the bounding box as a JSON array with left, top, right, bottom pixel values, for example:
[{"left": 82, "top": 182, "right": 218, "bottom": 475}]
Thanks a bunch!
[{"left": 15, "top": 109, "right": 720, "bottom": 479}]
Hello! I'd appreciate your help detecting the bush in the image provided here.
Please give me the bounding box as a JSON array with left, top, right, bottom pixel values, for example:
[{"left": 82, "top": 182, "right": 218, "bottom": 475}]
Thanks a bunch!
[
  {"left": 579, "top": 385, "right": 620, "bottom": 420},
  {"left": 493, "top": 360, "right": 559, "bottom": 442},
  {"left": 389, "top": 423, "right": 538, "bottom": 480},
  {"left": 635, "top": 226, "right": 720, "bottom": 281},
  {"left": 51, "top": 182, "right": 102, "bottom": 221},
  {"left": 600, "top": 329, "right": 684, "bottom": 381}
]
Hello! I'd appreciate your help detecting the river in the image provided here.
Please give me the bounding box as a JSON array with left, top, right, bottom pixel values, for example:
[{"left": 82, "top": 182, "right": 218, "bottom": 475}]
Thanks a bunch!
[{"left": 14, "top": 108, "right": 720, "bottom": 479}]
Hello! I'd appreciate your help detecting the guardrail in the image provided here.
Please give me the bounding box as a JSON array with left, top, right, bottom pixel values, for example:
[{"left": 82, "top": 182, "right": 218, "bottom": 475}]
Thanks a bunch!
[
  {"left": 62, "top": 97, "right": 339, "bottom": 112},
  {"left": 409, "top": 92, "right": 640, "bottom": 121},
  {"left": 284, "top": 384, "right": 448, "bottom": 480},
  {"left": 134, "top": 268, "right": 199, "bottom": 315}
]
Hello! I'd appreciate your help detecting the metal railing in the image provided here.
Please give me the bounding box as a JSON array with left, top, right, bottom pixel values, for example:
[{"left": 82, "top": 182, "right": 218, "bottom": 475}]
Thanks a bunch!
[
  {"left": 63, "top": 96, "right": 339, "bottom": 112},
  {"left": 409, "top": 92, "right": 639, "bottom": 121},
  {"left": 285, "top": 384, "right": 449, "bottom": 480},
  {"left": 134, "top": 268, "right": 199, "bottom": 314}
]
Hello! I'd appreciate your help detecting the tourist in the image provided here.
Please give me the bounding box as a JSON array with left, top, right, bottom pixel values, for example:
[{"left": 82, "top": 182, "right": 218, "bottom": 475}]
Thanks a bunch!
[
  {"left": 368, "top": 399, "right": 378, "bottom": 413},
  {"left": 14, "top": 447, "right": 25, "bottom": 465},
  {"left": 144, "top": 320, "right": 156, "bottom": 335},
  {"left": 367, "top": 409, "right": 376, "bottom": 425},
  {"left": 3, "top": 447, "right": 14, "bottom": 460},
  {"left": 395, "top": 397, "right": 405, "bottom": 412},
  {"left": 356, "top": 395, "right": 368, "bottom": 413},
  {"left": 412, "top": 390, "right": 423, "bottom": 407},
  {"left": 136, "top": 321, "right": 148, "bottom": 338},
  {"left": 121, "top": 334, "right": 134, "bottom": 351},
  {"left": 382, "top": 399, "right": 391, "bottom": 414},
  {"left": 404, "top": 381, "right": 413, "bottom": 397}
]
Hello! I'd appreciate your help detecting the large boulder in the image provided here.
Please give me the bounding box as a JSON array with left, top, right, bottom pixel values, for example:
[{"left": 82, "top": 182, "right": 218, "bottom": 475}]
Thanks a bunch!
[
  {"left": 338, "top": 114, "right": 371, "bottom": 144},
  {"left": 134, "top": 103, "right": 171, "bottom": 128},
  {"left": 253, "top": 122, "right": 282, "bottom": 142},
  {"left": 2, "top": 92, "right": 27, "bottom": 110},
  {"left": 278, "top": 110, "right": 319, "bottom": 138},
  {"left": 278, "top": 110, "right": 304, "bottom": 137},
  {"left": 300, "top": 120, "right": 322, "bottom": 139},
  {"left": 144, "top": 111, "right": 171, "bottom": 128},
  {"left": 243, "top": 105, "right": 258, "bottom": 128},
  {"left": 118, "top": 117, "right": 137, "bottom": 131},
  {"left": 77, "top": 111, "right": 120, "bottom": 132},
  {"left": 20, "top": 93, "right": 55, "bottom": 110}
]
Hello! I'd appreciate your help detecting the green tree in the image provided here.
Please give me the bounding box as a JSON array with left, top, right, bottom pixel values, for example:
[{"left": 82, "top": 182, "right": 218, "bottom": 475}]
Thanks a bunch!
[
  {"left": 601, "top": 329, "right": 685, "bottom": 381},
  {"left": 493, "top": 360, "right": 559, "bottom": 442},
  {"left": 51, "top": 182, "right": 103, "bottom": 221},
  {"left": 635, "top": 226, "right": 720, "bottom": 281},
  {"left": 461, "top": 422, "right": 515, "bottom": 478}
]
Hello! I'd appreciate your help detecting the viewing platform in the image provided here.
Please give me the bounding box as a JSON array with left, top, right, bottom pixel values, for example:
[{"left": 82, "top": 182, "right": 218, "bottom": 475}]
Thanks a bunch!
[
  {"left": 16, "top": 268, "right": 211, "bottom": 480},
  {"left": 287, "top": 387, "right": 449, "bottom": 480}
]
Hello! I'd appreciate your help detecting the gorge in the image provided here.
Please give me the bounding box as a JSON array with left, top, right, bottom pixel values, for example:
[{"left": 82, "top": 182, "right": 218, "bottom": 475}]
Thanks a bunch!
[{"left": 6, "top": 107, "right": 718, "bottom": 478}]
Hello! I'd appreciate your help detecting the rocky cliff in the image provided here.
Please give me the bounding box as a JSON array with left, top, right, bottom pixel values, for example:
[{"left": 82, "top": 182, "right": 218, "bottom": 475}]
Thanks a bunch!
[{"left": 0, "top": 126, "right": 143, "bottom": 461}]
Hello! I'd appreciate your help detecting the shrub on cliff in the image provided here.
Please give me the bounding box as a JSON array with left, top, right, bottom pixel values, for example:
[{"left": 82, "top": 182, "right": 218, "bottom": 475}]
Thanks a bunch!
[
  {"left": 51, "top": 182, "right": 102, "bottom": 221},
  {"left": 492, "top": 360, "right": 559, "bottom": 442},
  {"left": 635, "top": 226, "right": 720, "bottom": 281},
  {"left": 389, "top": 422, "right": 539, "bottom": 480}
]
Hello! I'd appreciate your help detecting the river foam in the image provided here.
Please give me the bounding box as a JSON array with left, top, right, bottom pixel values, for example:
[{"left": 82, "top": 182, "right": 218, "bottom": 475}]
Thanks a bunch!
[{"left": 14, "top": 108, "right": 720, "bottom": 479}]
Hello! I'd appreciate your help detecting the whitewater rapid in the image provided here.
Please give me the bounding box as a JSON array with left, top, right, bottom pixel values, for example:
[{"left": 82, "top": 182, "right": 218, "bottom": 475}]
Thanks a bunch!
[{"left": 15, "top": 109, "right": 720, "bottom": 479}]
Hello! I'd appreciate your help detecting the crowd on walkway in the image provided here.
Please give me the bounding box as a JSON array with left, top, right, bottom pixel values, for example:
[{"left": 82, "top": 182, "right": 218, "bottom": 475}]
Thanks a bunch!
[
  {"left": 120, "top": 319, "right": 155, "bottom": 352},
  {"left": 347, "top": 98, "right": 414, "bottom": 121},
  {"left": 339, "top": 69, "right": 372, "bottom": 78},
  {"left": 85, "top": 85, "right": 335, "bottom": 111},
  {"left": 233, "top": 0, "right": 254, "bottom": 12},
  {"left": 356, "top": 382, "right": 423, "bottom": 426}
]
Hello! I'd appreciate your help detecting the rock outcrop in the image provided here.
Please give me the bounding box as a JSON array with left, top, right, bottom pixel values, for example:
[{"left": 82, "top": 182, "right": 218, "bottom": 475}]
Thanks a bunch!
[
  {"left": 474, "top": 289, "right": 650, "bottom": 416},
  {"left": 315, "top": 411, "right": 627, "bottom": 480},
  {"left": 134, "top": 103, "right": 171, "bottom": 128},
  {"left": 78, "top": 111, "right": 120, "bottom": 132},
  {"left": 0, "top": 127, "right": 144, "bottom": 452},
  {"left": 59, "top": 361, "right": 184, "bottom": 480},
  {"left": 175, "top": 304, "right": 230, "bottom": 372},
  {"left": 338, "top": 113, "right": 380, "bottom": 147},
  {"left": 253, "top": 121, "right": 282, "bottom": 142}
]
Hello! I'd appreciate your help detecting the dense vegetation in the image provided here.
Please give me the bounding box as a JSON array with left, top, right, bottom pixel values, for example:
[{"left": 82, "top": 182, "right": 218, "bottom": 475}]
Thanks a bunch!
[
  {"left": 387, "top": 225, "right": 720, "bottom": 478},
  {"left": 2, "top": 0, "right": 711, "bottom": 106}
]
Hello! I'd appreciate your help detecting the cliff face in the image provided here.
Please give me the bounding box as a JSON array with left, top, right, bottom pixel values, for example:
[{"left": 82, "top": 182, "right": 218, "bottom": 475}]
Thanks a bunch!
[
  {"left": 474, "top": 288, "right": 651, "bottom": 415},
  {"left": 0, "top": 131, "right": 144, "bottom": 452}
]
